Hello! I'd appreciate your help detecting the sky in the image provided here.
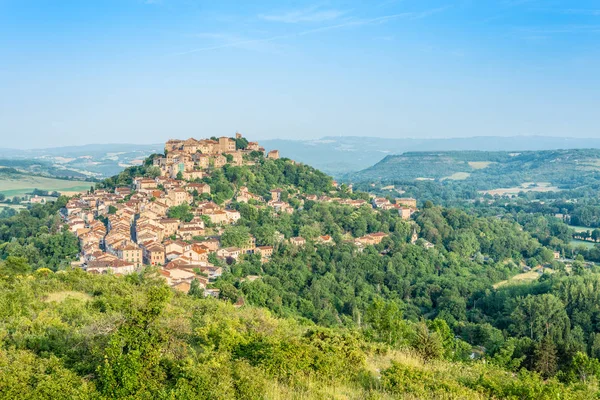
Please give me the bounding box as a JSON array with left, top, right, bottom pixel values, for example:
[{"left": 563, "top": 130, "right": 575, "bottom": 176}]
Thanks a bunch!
[{"left": 0, "top": 0, "right": 599, "bottom": 148}]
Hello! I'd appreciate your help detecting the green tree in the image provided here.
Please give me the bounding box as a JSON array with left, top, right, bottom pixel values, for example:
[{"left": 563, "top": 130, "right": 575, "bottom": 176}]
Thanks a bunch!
[
  {"left": 221, "top": 226, "right": 251, "bottom": 248},
  {"left": 412, "top": 320, "right": 443, "bottom": 362},
  {"left": 235, "top": 137, "right": 249, "bottom": 150},
  {"left": 0, "top": 256, "right": 31, "bottom": 275},
  {"left": 510, "top": 294, "right": 569, "bottom": 342},
  {"left": 97, "top": 284, "right": 172, "bottom": 398},
  {"left": 533, "top": 336, "right": 558, "bottom": 378},
  {"left": 364, "top": 299, "right": 408, "bottom": 346},
  {"left": 167, "top": 204, "right": 194, "bottom": 222}
]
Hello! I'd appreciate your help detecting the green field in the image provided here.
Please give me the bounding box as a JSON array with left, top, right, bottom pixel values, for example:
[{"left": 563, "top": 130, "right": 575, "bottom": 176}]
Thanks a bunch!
[
  {"left": 0, "top": 174, "right": 90, "bottom": 198},
  {"left": 569, "top": 225, "right": 595, "bottom": 233},
  {"left": 570, "top": 239, "right": 597, "bottom": 249},
  {"left": 442, "top": 172, "right": 471, "bottom": 181}
]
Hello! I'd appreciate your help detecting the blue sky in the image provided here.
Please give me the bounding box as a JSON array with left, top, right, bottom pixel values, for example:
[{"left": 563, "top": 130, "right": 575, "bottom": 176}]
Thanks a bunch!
[{"left": 0, "top": 0, "right": 599, "bottom": 148}]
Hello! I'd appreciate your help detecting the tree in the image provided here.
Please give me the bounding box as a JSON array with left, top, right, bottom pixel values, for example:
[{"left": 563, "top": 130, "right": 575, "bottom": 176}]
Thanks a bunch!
[
  {"left": 97, "top": 284, "right": 172, "bottom": 398},
  {"left": 510, "top": 294, "right": 569, "bottom": 342},
  {"left": 533, "top": 336, "right": 558, "bottom": 378},
  {"left": 364, "top": 299, "right": 408, "bottom": 346},
  {"left": 189, "top": 278, "right": 204, "bottom": 298},
  {"left": 0, "top": 256, "right": 31, "bottom": 275},
  {"left": 254, "top": 225, "right": 276, "bottom": 246},
  {"left": 490, "top": 338, "right": 525, "bottom": 371},
  {"left": 448, "top": 231, "right": 480, "bottom": 258},
  {"left": 167, "top": 204, "right": 194, "bottom": 222},
  {"left": 221, "top": 226, "right": 250, "bottom": 248},
  {"left": 215, "top": 282, "right": 239, "bottom": 303},
  {"left": 566, "top": 352, "right": 600, "bottom": 384},
  {"left": 235, "top": 137, "right": 249, "bottom": 150},
  {"left": 412, "top": 320, "right": 443, "bottom": 362},
  {"left": 299, "top": 224, "right": 321, "bottom": 240},
  {"left": 146, "top": 166, "right": 161, "bottom": 178}
]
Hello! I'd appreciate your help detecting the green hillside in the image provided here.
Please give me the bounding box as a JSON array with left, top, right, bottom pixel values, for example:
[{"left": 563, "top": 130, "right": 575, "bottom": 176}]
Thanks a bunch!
[
  {"left": 0, "top": 269, "right": 595, "bottom": 399},
  {"left": 0, "top": 168, "right": 91, "bottom": 199},
  {"left": 347, "top": 149, "right": 600, "bottom": 192},
  {"left": 3, "top": 146, "right": 600, "bottom": 398}
]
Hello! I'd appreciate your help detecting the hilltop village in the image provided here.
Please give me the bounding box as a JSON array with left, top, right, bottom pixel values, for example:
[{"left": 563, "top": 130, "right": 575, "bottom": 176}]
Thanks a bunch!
[{"left": 62, "top": 134, "right": 418, "bottom": 296}]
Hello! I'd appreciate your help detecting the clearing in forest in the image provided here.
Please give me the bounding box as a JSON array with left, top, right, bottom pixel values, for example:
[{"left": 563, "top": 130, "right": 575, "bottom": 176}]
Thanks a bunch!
[{"left": 468, "top": 161, "right": 493, "bottom": 170}]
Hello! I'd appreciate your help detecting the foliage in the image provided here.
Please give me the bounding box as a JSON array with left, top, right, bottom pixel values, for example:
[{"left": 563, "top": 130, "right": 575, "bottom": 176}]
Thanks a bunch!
[
  {"left": 167, "top": 204, "right": 194, "bottom": 222},
  {"left": 0, "top": 199, "right": 78, "bottom": 270},
  {"left": 220, "top": 226, "right": 251, "bottom": 248}
]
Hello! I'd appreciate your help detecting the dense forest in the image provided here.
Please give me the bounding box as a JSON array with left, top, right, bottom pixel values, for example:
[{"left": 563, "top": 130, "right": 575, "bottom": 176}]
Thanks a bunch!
[{"left": 3, "top": 150, "right": 600, "bottom": 398}]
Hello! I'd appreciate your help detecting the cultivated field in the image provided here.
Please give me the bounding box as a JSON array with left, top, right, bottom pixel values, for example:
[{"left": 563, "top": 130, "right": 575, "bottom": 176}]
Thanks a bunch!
[
  {"left": 442, "top": 172, "right": 471, "bottom": 181},
  {"left": 468, "top": 161, "right": 493, "bottom": 170},
  {"left": 493, "top": 267, "right": 556, "bottom": 289},
  {"left": 493, "top": 271, "right": 541, "bottom": 288},
  {"left": 0, "top": 175, "right": 90, "bottom": 198},
  {"left": 570, "top": 239, "right": 597, "bottom": 249},
  {"left": 569, "top": 225, "right": 595, "bottom": 233},
  {"left": 479, "top": 182, "right": 560, "bottom": 196}
]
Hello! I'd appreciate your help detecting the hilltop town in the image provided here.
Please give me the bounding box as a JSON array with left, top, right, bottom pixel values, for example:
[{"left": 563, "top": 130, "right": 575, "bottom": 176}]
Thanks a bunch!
[{"left": 62, "top": 134, "right": 418, "bottom": 296}]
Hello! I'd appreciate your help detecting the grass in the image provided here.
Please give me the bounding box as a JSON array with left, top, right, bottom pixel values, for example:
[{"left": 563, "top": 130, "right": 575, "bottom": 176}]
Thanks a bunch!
[
  {"left": 0, "top": 204, "right": 26, "bottom": 210},
  {"left": 468, "top": 161, "right": 492, "bottom": 170},
  {"left": 569, "top": 225, "right": 595, "bottom": 233},
  {"left": 493, "top": 271, "right": 541, "bottom": 288},
  {"left": 479, "top": 184, "right": 560, "bottom": 196},
  {"left": 442, "top": 172, "right": 471, "bottom": 181},
  {"left": 0, "top": 174, "right": 90, "bottom": 198},
  {"left": 570, "top": 239, "right": 597, "bottom": 249},
  {"left": 44, "top": 291, "right": 92, "bottom": 303},
  {"left": 263, "top": 350, "right": 480, "bottom": 400}
]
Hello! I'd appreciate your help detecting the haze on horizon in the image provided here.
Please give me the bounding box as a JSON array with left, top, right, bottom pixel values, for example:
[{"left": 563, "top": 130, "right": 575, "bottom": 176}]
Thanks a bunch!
[{"left": 1, "top": 0, "right": 599, "bottom": 149}]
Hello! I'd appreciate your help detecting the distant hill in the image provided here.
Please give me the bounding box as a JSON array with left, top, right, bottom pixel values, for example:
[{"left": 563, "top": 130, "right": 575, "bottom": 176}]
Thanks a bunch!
[
  {"left": 0, "top": 143, "right": 163, "bottom": 178},
  {"left": 261, "top": 135, "right": 600, "bottom": 176},
  {"left": 346, "top": 149, "right": 600, "bottom": 192},
  {"left": 0, "top": 143, "right": 162, "bottom": 158},
  {"left": 3, "top": 136, "right": 600, "bottom": 178}
]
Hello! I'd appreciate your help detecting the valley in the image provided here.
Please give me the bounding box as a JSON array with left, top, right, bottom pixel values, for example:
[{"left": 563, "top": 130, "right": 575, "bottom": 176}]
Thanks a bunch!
[{"left": 3, "top": 134, "right": 600, "bottom": 399}]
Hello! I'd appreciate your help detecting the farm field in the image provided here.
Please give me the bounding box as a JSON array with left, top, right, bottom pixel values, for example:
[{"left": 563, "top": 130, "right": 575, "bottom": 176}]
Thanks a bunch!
[
  {"left": 442, "top": 172, "right": 471, "bottom": 181},
  {"left": 569, "top": 225, "right": 595, "bottom": 233},
  {"left": 570, "top": 239, "right": 597, "bottom": 249},
  {"left": 493, "top": 266, "right": 556, "bottom": 289},
  {"left": 479, "top": 182, "right": 560, "bottom": 196},
  {"left": 493, "top": 271, "right": 541, "bottom": 288},
  {"left": 468, "top": 161, "right": 493, "bottom": 169},
  {"left": 0, "top": 174, "right": 90, "bottom": 198}
]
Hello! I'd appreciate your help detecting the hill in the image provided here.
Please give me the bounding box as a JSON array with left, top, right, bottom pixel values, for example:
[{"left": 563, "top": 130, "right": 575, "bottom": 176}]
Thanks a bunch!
[
  {"left": 3, "top": 134, "right": 600, "bottom": 397},
  {"left": 1, "top": 269, "right": 594, "bottom": 399},
  {"left": 4, "top": 136, "right": 600, "bottom": 178},
  {"left": 0, "top": 167, "right": 91, "bottom": 199},
  {"left": 0, "top": 143, "right": 162, "bottom": 178},
  {"left": 346, "top": 149, "right": 600, "bottom": 192},
  {"left": 260, "top": 136, "right": 600, "bottom": 176}
]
